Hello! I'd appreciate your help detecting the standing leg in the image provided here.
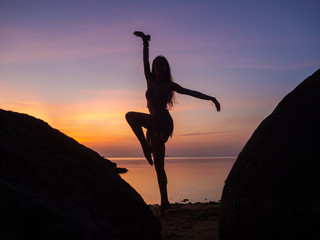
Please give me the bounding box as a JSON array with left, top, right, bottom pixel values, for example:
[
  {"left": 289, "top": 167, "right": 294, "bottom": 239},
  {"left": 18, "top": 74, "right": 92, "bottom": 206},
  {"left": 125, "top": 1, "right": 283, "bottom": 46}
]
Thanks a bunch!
[
  {"left": 151, "top": 132, "right": 170, "bottom": 215},
  {"left": 125, "top": 111, "right": 155, "bottom": 165}
]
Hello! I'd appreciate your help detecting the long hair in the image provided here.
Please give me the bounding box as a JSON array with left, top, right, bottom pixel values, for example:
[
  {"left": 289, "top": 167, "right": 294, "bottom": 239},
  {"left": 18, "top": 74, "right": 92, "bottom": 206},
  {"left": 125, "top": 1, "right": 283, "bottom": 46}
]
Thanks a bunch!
[{"left": 151, "top": 56, "right": 175, "bottom": 109}]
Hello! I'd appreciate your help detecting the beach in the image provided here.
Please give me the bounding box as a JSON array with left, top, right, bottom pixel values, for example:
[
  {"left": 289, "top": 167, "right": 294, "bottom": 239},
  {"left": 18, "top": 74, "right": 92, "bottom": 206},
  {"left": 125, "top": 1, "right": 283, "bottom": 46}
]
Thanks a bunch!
[
  {"left": 150, "top": 202, "right": 220, "bottom": 240},
  {"left": 112, "top": 157, "right": 232, "bottom": 239}
]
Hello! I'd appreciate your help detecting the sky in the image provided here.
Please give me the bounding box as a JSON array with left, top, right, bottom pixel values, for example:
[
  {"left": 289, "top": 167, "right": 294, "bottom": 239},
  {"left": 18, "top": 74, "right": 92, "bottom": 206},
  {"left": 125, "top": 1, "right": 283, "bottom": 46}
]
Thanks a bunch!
[{"left": 1, "top": 0, "right": 319, "bottom": 157}]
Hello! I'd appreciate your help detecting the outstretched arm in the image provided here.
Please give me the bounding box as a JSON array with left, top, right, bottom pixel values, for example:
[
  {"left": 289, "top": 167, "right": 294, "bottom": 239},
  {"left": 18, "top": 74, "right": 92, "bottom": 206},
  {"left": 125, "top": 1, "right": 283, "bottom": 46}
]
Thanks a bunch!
[
  {"left": 171, "top": 82, "right": 221, "bottom": 112},
  {"left": 133, "top": 31, "right": 152, "bottom": 84}
]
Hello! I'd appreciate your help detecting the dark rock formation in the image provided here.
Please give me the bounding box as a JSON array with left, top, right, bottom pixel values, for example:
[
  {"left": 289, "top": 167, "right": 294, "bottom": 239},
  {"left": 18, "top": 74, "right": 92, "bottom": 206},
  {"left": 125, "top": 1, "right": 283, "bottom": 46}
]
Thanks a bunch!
[
  {"left": 0, "top": 109, "right": 161, "bottom": 240},
  {"left": 219, "top": 69, "right": 320, "bottom": 240}
]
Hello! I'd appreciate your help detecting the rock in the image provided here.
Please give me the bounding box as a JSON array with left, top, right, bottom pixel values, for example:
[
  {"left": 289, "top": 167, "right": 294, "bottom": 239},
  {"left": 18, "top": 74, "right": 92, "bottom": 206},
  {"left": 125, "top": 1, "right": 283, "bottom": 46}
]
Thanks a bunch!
[
  {"left": 0, "top": 109, "right": 161, "bottom": 240},
  {"left": 219, "top": 69, "right": 320, "bottom": 240},
  {"left": 116, "top": 167, "right": 129, "bottom": 174}
]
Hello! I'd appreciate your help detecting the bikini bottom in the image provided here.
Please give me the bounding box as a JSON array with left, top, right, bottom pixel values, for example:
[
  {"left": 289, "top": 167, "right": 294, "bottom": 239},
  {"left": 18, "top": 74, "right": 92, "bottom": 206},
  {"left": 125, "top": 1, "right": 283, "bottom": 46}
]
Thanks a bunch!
[{"left": 146, "top": 109, "right": 173, "bottom": 144}]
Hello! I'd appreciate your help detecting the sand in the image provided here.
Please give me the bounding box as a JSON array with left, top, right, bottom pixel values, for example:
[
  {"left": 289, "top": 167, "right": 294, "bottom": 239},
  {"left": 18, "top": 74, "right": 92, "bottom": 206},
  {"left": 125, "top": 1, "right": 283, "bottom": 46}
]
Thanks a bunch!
[{"left": 150, "top": 202, "right": 220, "bottom": 240}]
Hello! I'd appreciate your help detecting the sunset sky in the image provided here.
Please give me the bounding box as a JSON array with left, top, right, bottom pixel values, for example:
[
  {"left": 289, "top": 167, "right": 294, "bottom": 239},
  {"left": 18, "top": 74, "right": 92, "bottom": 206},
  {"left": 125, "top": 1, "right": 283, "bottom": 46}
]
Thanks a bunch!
[{"left": 1, "top": 0, "right": 319, "bottom": 157}]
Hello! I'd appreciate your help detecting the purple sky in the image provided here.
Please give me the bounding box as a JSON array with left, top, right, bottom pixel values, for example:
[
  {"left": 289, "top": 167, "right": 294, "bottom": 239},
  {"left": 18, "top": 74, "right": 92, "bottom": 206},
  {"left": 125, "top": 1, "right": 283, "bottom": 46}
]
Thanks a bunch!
[{"left": 1, "top": 0, "right": 319, "bottom": 157}]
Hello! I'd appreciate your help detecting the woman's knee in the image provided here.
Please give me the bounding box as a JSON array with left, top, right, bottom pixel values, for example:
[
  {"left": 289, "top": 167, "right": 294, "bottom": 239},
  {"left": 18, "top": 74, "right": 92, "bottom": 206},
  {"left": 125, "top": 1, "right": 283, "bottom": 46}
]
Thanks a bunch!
[{"left": 125, "top": 111, "right": 135, "bottom": 123}]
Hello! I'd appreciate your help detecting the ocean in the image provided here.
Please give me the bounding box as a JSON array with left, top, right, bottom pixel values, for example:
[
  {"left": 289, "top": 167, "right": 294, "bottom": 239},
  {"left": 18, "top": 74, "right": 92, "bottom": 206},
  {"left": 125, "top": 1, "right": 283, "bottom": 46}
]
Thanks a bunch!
[{"left": 110, "top": 156, "right": 236, "bottom": 204}]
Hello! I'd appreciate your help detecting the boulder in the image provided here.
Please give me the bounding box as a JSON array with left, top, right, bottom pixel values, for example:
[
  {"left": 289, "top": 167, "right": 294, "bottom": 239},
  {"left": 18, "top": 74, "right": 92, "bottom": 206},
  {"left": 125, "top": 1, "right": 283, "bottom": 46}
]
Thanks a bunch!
[
  {"left": 0, "top": 109, "right": 161, "bottom": 240},
  {"left": 219, "top": 69, "right": 320, "bottom": 239}
]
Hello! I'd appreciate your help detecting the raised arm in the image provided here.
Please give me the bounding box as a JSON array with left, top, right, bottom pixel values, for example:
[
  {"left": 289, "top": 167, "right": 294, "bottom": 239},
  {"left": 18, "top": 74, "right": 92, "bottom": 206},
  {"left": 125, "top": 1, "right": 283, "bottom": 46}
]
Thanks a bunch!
[
  {"left": 171, "top": 82, "right": 221, "bottom": 112},
  {"left": 134, "top": 31, "right": 152, "bottom": 84}
]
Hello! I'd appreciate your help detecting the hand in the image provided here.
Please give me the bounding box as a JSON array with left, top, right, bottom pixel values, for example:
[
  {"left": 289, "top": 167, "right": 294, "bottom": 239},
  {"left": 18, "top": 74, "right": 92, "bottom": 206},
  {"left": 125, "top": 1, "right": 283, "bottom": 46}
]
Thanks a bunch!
[
  {"left": 212, "top": 98, "right": 221, "bottom": 112},
  {"left": 133, "top": 31, "right": 150, "bottom": 41}
]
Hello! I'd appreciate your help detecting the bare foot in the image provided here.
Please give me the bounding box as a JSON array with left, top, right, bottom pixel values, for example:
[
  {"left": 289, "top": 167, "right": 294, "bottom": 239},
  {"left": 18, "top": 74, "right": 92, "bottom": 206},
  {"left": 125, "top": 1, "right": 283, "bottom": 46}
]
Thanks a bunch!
[
  {"left": 142, "top": 144, "right": 153, "bottom": 166},
  {"left": 161, "top": 202, "right": 170, "bottom": 216}
]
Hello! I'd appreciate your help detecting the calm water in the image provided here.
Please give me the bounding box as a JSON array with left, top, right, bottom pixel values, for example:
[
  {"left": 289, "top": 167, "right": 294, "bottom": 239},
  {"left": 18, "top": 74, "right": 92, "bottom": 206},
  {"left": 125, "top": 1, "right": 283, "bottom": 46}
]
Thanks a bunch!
[{"left": 110, "top": 156, "right": 236, "bottom": 204}]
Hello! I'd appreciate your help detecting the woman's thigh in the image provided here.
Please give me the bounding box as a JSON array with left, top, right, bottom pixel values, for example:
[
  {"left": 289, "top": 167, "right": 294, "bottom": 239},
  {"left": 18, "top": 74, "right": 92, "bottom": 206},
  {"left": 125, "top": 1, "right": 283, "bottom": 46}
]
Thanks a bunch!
[
  {"left": 126, "top": 111, "right": 158, "bottom": 131},
  {"left": 151, "top": 132, "right": 165, "bottom": 168}
]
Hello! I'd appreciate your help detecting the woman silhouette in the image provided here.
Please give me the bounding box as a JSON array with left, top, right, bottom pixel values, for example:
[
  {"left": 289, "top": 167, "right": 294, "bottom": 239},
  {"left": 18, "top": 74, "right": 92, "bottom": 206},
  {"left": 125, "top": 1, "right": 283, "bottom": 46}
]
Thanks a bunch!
[{"left": 126, "top": 31, "right": 221, "bottom": 214}]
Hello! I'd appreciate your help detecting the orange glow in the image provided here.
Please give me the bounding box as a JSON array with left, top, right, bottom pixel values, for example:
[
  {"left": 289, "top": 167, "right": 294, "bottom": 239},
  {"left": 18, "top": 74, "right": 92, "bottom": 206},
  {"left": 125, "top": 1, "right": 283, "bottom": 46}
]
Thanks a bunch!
[
  {"left": 0, "top": 86, "right": 248, "bottom": 157},
  {"left": 0, "top": 93, "right": 246, "bottom": 157}
]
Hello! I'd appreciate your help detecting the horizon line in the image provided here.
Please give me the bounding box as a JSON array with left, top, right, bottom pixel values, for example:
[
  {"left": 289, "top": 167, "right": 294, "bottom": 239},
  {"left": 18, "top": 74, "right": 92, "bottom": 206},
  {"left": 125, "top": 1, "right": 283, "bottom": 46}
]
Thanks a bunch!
[{"left": 107, "top": 155, "right": 238, "bottom": 160}]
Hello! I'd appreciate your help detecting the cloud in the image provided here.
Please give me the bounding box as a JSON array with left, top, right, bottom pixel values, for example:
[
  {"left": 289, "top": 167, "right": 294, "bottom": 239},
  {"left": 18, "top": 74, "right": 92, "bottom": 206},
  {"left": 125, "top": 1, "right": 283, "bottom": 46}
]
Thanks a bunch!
[{"left": 179, "top": 131, "right": 223, "bottom": 137}]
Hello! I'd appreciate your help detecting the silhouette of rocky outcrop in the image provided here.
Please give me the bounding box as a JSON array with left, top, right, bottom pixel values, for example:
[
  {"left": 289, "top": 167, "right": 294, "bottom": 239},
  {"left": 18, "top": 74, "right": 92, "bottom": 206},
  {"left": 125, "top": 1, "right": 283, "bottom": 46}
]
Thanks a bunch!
[
  {"left": 0, "top": 109, "right": 161, "bottom": 240},
  {"left": 219, "top": 69, "right": 320, "bottom": 240}
]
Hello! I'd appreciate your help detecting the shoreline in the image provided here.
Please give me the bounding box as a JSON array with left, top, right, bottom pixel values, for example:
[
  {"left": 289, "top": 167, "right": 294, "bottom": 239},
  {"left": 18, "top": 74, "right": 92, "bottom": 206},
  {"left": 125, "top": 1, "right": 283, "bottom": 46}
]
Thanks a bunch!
[
  {"left": 149, "top": 201, "right": 220, "bottom": 240},
  {"left": 109, "top": 155, "right": 237, "bottom": 161}
]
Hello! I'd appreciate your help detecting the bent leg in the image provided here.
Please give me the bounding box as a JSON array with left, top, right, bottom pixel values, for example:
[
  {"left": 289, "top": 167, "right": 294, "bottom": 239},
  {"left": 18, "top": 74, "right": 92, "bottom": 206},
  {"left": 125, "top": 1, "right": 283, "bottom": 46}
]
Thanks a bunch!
[
  {"left": 125, "top": 111, "right": 157, "bottom": 165},
  {"left": 151, "top": 132, "right": 170, "bottom": 214}
]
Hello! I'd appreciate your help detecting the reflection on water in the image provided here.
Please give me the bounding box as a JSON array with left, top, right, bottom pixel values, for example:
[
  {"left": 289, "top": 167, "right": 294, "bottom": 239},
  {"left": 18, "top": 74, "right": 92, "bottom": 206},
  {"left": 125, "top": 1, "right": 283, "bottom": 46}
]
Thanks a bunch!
[{"left": 110, "top": 156, "right": 236, "bottom": 204}]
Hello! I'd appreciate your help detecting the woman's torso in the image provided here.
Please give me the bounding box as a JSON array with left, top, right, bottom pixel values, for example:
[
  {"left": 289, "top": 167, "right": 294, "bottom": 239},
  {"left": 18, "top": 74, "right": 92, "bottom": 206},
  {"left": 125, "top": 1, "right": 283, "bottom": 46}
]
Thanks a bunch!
[{"left": 146, "top": 80, "right": 171, "bottom": 115}]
